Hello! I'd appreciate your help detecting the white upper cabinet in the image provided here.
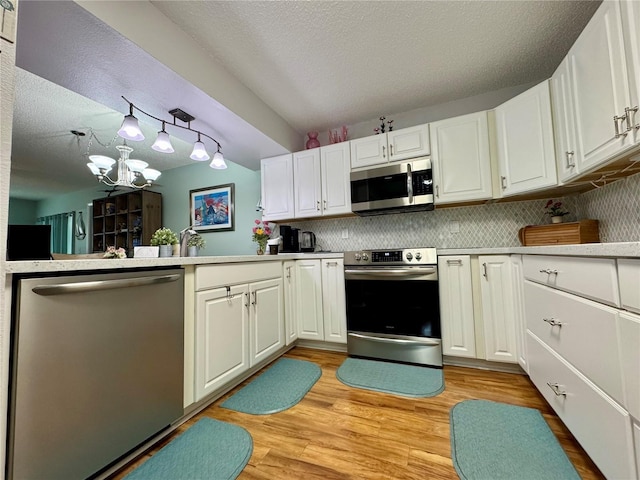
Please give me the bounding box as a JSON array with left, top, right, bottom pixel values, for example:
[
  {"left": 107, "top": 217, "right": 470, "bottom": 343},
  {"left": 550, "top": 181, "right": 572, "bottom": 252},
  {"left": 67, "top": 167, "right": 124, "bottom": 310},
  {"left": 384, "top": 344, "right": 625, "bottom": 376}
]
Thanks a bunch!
[
  {"left": 261, "top": 153, "right": 294, "bottom": 221},
  {"left": 495, "top": 80, "right": 557, "bottom": 197},
  {"left": 293, "top": 143, "right": 351, "bottom": 218},
  {"left": 430, "top": 111, "right": 492, "bottom": 204},
  {"left": 551, "top": 58, "right": 581, "bottom": 183},
  {"left": 350, "top": 124, "right": 430, "bottom": 169},
  {"left": 568, "top": 0, "right": 635, "bottom": 172},
  {"left": 621, "top": 0, "right": 640, "bottom": 143}
]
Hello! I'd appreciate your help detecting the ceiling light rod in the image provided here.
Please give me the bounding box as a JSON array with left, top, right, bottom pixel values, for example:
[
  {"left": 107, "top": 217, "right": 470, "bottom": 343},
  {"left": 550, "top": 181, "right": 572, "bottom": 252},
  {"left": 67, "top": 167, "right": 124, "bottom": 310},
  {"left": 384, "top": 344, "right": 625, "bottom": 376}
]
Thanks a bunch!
[{"left": 121, "top": 96, "right": 221, "bottom": 150}]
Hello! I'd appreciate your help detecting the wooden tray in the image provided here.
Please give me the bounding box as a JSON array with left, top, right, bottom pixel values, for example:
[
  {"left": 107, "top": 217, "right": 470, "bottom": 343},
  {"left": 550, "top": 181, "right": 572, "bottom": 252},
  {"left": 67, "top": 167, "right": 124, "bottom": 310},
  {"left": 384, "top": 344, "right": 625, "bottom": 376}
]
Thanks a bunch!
[{"left": 518, "top": 220, "right": 600, "bottom": 246}]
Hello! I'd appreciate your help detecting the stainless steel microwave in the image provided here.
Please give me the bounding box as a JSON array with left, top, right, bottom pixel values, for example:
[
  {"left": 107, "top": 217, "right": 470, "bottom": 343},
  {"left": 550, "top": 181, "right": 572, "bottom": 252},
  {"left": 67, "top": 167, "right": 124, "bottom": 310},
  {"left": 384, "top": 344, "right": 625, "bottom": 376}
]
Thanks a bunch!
[{"left": 350, "top": 158, "right": 434, "bottom": 215}]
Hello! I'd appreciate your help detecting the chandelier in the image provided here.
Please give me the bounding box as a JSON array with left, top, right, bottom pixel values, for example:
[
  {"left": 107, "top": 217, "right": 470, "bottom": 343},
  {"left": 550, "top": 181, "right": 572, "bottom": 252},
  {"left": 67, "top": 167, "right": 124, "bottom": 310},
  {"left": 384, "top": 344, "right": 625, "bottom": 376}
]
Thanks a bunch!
[{"left": 116, "top": 96, "right": 227, "bottom": 170}]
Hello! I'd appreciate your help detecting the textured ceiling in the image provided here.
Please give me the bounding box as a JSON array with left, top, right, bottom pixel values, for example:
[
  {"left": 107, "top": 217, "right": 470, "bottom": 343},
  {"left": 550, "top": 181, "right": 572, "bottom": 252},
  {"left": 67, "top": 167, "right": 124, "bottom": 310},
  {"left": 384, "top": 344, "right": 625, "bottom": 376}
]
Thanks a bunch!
[
  {"left": 152, "top": 0, "right": 601, "bottom": 132},
  {"left": 11, "top": 0, "right": 601, "bottom": 200}
]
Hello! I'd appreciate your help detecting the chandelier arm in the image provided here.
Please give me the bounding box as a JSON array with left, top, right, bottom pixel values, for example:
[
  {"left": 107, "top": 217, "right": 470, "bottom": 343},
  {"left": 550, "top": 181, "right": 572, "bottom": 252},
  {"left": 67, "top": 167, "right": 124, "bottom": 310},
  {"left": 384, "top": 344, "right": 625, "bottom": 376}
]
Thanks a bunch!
[{"left": 122, "top": 96, "right": 221, "bottom": 150}]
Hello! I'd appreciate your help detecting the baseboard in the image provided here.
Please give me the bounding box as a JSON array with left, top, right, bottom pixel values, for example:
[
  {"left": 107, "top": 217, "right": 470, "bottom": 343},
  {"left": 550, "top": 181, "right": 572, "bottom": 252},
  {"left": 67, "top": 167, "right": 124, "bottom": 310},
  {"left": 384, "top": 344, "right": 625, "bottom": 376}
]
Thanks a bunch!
[
  {"left": 296, "top": 339, "right": 348, "bottom": 353},
  {"left": 443, "top": 355, "right": 525, "bottom": 374}
]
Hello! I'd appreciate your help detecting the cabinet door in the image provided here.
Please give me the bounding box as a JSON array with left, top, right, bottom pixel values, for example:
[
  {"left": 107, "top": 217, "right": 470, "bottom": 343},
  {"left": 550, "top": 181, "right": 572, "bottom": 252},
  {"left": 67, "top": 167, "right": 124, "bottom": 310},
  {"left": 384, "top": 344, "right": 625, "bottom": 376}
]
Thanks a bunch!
[
  {"left": 261, "top": 154, "right": 294, "bottom": 221},
  {"left": 320, "top": 143, "right": 351, "bottom": 215},
  {"left": 195, "top": 285, "right": 249, "bottom": 401},
  {"left": 283, "top": 261, "right": 298, "bottom": 345},
  {"left": 387, "top": 124, "right": 430, "bottom": 162},
  {"left": 569, "top": 0, "right": 633, "bottom": 171},
  {"left": 295, "top": 260, "right": 324, "bottom": 340},
  {"left": 478, "top": 255, "right": 517, "bottom": 363},
  {"left": 293, "top": 149, "right": 322, "bottom": 218},
  {"left": 510, "top": 255, "right": 527, "bottom": 372},
  {"left": 249, "top": 278, "right": 284, "bottom": 367},
  {"left": 495, "top": 81, "right": 557, "bottom": 196},
  {"left": 321, "top": 259, "right": 347, "bottom": 344},
  {"left": 551, "top": 58, "right": 580, "bottom": 183},
  {"left": 622, "top": 0, "right": 640, "bottom": 143},
  {"left": 350, "top": 134, "right": 388, "bottom": 169},
  {"left": 437, "top": 256, "right": 476, "bottom": 358},
  {"left": 430, "top": 112, "right": 492, "bottom": 204}
]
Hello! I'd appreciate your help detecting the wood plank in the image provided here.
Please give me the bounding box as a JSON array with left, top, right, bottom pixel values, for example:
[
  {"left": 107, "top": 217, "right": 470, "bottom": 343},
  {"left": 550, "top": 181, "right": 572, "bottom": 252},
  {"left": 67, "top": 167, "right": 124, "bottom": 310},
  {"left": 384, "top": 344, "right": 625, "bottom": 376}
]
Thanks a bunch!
[{"left": 110, "top": 347, "right": 605, "bottom": 479}]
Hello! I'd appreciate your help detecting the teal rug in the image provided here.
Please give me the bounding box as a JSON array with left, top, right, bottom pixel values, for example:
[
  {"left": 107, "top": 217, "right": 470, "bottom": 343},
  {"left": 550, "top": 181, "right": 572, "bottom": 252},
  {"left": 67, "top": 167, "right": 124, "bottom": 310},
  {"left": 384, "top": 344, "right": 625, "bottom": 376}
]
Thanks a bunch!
[
  {"left": 336, "top": 357, "right": 444, "bottom": 397},
  {"left": 123, "top": 417, "right": 252, "bottom": 480},
  {"left": 221, "top": 358, "right": 321, "bottom": 414},
  {"left": 450, "top": 400, "right": 580, "bottom": 480}
]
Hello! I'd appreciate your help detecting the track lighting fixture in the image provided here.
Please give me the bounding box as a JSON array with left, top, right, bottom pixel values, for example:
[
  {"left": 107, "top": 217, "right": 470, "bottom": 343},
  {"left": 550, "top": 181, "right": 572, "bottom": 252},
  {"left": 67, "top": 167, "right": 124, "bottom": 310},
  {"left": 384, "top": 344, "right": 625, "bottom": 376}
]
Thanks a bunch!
[{"left": 118, "top": 97, "right": 226, "bottom": 169}]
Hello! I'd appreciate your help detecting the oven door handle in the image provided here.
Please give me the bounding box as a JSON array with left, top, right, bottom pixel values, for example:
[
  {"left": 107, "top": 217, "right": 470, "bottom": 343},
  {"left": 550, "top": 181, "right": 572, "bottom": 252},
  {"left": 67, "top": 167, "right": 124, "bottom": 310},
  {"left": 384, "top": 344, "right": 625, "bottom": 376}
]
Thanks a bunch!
[
  {"left": 348, "top": 332, "right": 440, "bottom": 346},
  {"left": 344, "top": 268, "right": 437, "bottom": 280}
]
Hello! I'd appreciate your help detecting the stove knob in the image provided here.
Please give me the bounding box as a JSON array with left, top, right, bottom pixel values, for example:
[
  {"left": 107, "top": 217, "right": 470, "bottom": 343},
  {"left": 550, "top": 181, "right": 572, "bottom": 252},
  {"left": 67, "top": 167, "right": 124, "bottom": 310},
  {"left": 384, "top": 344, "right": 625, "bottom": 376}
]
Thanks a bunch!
[
  {"left": 406, "top": 252, "right": 413, "bottom": 261},
  {"left": 362, "top": 253, "right": 369, "bottom": 261},
  {"left": 415, "top": 252, "right": 422, "bottom": 261},
  {"left": 354, "top": 253, "right": 361, "bottom": 261}
]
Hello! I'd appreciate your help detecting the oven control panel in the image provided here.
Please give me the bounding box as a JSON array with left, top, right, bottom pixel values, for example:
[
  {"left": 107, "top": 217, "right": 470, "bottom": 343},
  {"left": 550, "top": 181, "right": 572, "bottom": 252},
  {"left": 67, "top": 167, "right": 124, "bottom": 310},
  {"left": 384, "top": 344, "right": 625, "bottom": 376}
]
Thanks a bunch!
[{"left": 344, "top": 248, "right": 437, "bottom": 266}]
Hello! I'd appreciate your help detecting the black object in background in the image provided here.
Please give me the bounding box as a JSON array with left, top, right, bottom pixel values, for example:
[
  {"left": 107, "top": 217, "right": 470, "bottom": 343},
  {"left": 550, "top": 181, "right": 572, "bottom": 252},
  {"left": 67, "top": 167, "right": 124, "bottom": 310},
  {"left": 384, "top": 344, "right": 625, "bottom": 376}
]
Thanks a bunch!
[{"left": 7, "top": 225, "right": 52, "bottom": 260}]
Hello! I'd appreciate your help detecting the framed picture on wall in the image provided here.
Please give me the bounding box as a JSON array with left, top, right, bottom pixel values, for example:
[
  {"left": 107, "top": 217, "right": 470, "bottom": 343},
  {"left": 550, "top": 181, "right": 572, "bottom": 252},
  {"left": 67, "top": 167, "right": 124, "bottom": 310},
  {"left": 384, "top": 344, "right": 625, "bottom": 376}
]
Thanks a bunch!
[{"left": 189, "top": 183, "right": 235, "bottom": 232}]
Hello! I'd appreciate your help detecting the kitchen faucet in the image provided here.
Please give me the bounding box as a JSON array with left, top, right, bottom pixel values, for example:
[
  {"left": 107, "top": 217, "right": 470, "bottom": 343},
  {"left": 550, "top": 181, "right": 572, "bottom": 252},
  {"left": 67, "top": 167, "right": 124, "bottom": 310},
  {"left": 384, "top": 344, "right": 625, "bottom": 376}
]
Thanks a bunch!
[{"left": 179, "top": 226, "right": 198, "bottom": 257}]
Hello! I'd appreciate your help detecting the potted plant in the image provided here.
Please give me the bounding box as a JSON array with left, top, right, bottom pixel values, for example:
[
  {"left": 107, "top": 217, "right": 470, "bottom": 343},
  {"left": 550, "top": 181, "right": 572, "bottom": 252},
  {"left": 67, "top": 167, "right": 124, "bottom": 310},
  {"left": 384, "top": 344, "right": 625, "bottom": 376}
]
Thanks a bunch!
[
  {"left": 150, "top": 227, "right": 178, "bottom": 257},
  {"left": 544, "top": 199, "right": 570, "bottom": 224},
  {"left": 251, "top": 220, "right": 271, "bottom": 255},
  {"left": 186, "top": 233, "right": 206, "bottom": 257}
]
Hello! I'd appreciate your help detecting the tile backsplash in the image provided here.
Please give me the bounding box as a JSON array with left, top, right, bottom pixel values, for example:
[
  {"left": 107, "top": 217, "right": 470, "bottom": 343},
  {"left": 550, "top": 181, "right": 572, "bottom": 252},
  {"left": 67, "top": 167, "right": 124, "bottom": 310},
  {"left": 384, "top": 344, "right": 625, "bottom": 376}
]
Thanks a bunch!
[{"left": 286, "top": 172, "right": 640, "bottom": 251}]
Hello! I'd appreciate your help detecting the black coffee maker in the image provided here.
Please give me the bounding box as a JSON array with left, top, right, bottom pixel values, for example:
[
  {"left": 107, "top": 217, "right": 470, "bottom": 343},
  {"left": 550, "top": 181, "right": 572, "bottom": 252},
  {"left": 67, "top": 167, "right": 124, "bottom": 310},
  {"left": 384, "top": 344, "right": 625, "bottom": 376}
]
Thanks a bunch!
[{"left": 280, "top": 225, "right": 300, "bottom": 253}]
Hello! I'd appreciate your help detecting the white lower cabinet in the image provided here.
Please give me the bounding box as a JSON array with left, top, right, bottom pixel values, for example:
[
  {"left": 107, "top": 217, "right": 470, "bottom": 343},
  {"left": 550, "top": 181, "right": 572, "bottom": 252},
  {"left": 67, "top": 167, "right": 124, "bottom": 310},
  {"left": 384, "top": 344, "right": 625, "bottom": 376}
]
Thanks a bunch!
[
  {"left": 619, "top": 311, "right": 640, "bottom": 420},
  {"left": 478, "top": 255, "right": 518, "bottom": 363},
  {"left": 510, "top": 255, "right": 527, "bottom": 371},
  {"left": 194, "top": 263, "right": 284, "bottom": 402},
  {"left": 283, "top": 260, "right": 298, "bottom": 345},
  {"left": 438, "top": 255, "right": 476, "bottom": 358},
  {"left": 294, "top": 258, "right": 347, "bottom": 344}
]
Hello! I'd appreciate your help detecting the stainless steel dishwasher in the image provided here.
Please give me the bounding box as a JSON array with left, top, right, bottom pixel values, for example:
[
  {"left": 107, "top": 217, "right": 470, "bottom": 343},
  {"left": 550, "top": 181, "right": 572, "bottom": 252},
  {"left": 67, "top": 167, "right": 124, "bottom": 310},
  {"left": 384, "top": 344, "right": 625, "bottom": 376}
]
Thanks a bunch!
[{"left": 8, "top": 268, "right": 184, "bottom": 480}]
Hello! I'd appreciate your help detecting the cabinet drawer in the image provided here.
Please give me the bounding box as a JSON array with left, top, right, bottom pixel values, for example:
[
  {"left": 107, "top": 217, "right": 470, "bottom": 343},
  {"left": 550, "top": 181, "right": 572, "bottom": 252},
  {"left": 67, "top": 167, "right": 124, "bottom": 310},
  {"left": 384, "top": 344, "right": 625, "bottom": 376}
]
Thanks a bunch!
[
  {"left": 618, "top": 259, "right": 640, "bottom": 314},
  {"left": 523, "top": 255, "right": 619, "bottom": 306},
  {"left": 527, "top": 332, "right": 636, "bottom": 480},
  {"left": 524, "top": 281, "right": 623, "bottom": 403},
  {"left": 195, "top": 262, "right": 282, "bottom": 290},
  {"left": 619, "top": 312, "right": 640, "bottom": 420}
]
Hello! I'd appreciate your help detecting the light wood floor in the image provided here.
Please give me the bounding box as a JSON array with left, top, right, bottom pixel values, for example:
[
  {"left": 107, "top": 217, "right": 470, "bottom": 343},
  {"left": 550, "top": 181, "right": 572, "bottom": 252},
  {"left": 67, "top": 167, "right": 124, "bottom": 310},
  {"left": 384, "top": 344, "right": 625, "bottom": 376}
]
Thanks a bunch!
[{"left": 112, "top": 347, "right": 605, "bottom": 479}]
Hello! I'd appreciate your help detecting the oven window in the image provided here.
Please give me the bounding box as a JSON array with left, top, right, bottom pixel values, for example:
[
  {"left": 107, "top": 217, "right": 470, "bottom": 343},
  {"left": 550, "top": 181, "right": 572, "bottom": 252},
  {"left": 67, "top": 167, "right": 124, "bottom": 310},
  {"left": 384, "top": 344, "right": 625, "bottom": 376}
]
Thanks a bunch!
[
  {"left": 351, "top": 172, "right": 408, "bottom": 204},
  {"left": 345, "top": 278, "right": 441, "bottom": 338}
]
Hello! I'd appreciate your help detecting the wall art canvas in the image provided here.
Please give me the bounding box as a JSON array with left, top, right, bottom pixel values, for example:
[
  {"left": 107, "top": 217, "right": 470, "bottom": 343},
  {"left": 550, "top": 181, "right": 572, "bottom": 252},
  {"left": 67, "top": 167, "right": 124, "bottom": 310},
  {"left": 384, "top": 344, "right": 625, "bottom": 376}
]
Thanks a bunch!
[{"left": 189, "top": 183, "right": 234, "bottom": 232}]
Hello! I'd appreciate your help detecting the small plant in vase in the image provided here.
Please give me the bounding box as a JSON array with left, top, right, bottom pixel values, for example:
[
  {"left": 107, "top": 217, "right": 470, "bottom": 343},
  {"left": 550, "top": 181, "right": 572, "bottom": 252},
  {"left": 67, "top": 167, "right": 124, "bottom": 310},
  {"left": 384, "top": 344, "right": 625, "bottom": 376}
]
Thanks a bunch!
[
  {"left": 187, "top": 233, "right": 206, "bottom": 257},
  {"left": 103, "top": 246, "right": 126, "bottom": 259},
  {"left": 544, "top": 199, "right": 569, "bottom": 224},
  {"left": 252, "top": 220, "right": 272, "bottom": 255},
  {"left": 150, "top": 227, "right": 178, "bottom": 257}
]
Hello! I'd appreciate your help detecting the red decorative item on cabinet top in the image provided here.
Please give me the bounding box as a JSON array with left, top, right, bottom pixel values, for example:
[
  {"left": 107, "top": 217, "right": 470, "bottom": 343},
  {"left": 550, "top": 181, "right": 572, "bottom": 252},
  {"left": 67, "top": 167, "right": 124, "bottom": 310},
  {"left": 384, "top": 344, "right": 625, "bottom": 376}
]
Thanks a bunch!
[{"left": 306, "top": 131, "right": 320, "bottom": 149}]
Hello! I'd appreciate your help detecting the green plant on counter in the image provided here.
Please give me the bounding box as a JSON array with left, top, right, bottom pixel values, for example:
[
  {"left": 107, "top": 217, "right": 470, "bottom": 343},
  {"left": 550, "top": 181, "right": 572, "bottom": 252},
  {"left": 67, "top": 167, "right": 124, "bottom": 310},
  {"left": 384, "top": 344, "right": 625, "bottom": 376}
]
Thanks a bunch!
[
  {"left": 150, "top": 227, "right": 178, "bottom": 246},
  {"left": 187, "top": 233, "right": 206, "bottom": 249}
]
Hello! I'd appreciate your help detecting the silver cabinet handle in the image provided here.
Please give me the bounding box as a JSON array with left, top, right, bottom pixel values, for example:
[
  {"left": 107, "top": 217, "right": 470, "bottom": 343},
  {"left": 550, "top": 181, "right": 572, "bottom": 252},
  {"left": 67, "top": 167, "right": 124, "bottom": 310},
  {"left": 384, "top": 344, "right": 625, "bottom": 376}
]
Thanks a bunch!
[
  {"left": 625, "top": 106, "right": 639, "bottom": 131},
  {"left": 482, "top": 262, "right": 487, "bottom": 278},
  {"left": 446, "top": 259, "right": 462, "bottom": 265},
  {"left": 251, "top": 291, "right": 257, "bottom": 306},
  {"left": 225, "top": 285, "right": 236, "bottom": 301},
  {"left": 389, "top": 144, "right": 394, "bottom": 157},
  {"left": 614, "top": 114, "right": 628, "bottom": 138},
  {"left": 316, "top": 200, "right": 320, "bottom": 211},
  {"left": 382, "top": 145, "right": 386, "bottom": 159},
  {"left": 326, "top": 261, "right": 338, "bottom": 267},
  {"left": 323, "top": 199, "right": 327, "bottom": 209},
  {"left": 286, "top": 266, "right": 291, "bottom": 279},
  {"left": 500, "top": 176, "right": 507, "bottom": 190},
  {"left": 435, "top": 185, "right": 439, "bottom": 198},
  {"left": 543, "top": 317, "right": 564, "bottom": 327},
  {"left": 547, "top": 382, "right": 567, "bottom": 397},
  {"left": 244, "top": 292, "right": 249, "bottom": 308},
  {"left": 406, "top": 163, "right": 413, "bottom": 203},
  {"left": 539, "top": 268, "right": 558, "bottom": 275},
  {"left": 565, "top": 151, "right": 575, "bottom": 168},
  {"left": 32, "top": 274, "right": 181, "bottom": 295}
]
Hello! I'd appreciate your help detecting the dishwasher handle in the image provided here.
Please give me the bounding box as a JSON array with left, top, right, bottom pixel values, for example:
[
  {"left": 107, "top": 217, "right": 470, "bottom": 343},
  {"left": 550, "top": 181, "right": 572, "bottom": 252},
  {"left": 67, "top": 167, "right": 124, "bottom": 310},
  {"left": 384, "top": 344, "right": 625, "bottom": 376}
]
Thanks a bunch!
[{"left": 32, "top": 274, "right": 182, "bottom": 296}]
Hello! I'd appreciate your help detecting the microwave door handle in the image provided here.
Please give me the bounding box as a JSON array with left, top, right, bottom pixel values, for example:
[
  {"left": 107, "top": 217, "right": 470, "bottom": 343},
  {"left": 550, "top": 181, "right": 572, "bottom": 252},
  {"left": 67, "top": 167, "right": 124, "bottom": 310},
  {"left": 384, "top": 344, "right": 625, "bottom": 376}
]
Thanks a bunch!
[{"left": 406, "top": 163, "right": 413, "bottom": 203}]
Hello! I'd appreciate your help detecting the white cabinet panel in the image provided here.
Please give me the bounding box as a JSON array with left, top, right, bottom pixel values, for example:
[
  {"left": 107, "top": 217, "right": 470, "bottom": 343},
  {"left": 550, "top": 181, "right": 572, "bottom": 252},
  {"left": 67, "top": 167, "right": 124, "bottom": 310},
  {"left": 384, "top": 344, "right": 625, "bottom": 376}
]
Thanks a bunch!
[
  {"left": 619, "top": 312, "right": 640, "bottom": 420},
  {"left": 495, "top": 81, "right": 557, "bottom": 196},
  {"left": 569, "top": 0, "right": 634, "bottom": 171},
  {"left": 321, "top": 259, "right": 347, "bottom": 344},
  {"left": 430, "top": 112, "right": 492, "bottom": 204},
  {"left": 438, "top": 256, "right": 476, "bottom": 358},
  {"left": 479, "top": 255, "right": 517, "bottom": 363},
  {"left": 527, "top": 332, "right": 636, "bottom": 480},
  {"left": 283, "top": 261, "right": 298, "bottom": 346},
  {"left": 249, "top": 278, "right": 284, "bottom": 366},
  {"left": 511, "top": 255, "right": 527, "bottom": 372},
  {"left": 551, "top": 57, "right": 580, "bottom": 183},
  {"left": 261, "top": 154, "right": 294, "bottom": 221},
  {"left": 293, "top": 149, "right": 322, "bottom": 218},
  {"left": 320, "top": 143, "right": 351, "bottom": 215},
  {"left": 524, "top": 281, "right": 624, "bottom": 403},
  {"left": 296, "top": 260, "right": 324, "bottom": 340},
  {"left": 387, "top": 124, "right": 430, "bottom": 161},
  {"left": 350, "top": 134, "right": 387, "bottom": 169},
  {"left": 618, "top": 258, "right": 640, "bottom": 314},
  {"left": 622, "top": 0, "right": 640, "bottom": 142}
]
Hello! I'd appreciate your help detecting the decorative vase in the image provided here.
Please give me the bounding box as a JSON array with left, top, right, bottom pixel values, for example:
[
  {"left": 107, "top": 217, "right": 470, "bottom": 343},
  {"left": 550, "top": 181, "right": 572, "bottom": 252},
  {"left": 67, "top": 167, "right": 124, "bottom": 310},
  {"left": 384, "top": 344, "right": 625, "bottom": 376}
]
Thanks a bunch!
[
  {"left": 306, "top": 131, "right": 320, "bottom": 149},
  {"left": 551, "top": 216, "right": 563, "bottom": 224},
  {"left": 159, "top": 245, "right": 173, "bottom": 257},
  {"left": 257, "top": 247, "right": 265, "bottom": 255},
  {"left": 188, "top": 246, "right": 198, "bottom": 257}
]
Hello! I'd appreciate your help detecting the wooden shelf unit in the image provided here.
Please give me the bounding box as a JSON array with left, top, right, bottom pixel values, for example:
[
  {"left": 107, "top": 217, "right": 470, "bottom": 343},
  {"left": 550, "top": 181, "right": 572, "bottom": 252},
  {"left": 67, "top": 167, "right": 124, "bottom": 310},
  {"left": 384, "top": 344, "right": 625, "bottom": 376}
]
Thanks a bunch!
[{"left": 92, "top": 191, "right": 162, "bottom": 255}]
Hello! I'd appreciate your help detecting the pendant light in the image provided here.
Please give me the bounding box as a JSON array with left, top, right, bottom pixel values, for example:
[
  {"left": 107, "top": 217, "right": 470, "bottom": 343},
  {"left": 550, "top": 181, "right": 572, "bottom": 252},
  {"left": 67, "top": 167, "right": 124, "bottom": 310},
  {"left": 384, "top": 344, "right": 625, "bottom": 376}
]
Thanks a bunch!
[
  {"left": 190, "top": 132, "right": 210, "bottom": 161},
  {"left": 209, "top": 146, "right": 227, "bottom": 169},
  {"left": 151, "top": 121, "right": 175, "bottom": 153},
  {"left": 117, "top": 103, "right": 145, "bottom": 141}
]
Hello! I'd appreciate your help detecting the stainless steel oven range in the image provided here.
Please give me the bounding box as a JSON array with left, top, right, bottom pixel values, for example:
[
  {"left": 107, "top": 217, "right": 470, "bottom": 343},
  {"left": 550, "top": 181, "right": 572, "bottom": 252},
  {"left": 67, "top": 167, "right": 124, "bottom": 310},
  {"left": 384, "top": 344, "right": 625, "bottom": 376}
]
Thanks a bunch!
[{"left": 344, "top": 247, "right": 442, "bottom": 367}]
